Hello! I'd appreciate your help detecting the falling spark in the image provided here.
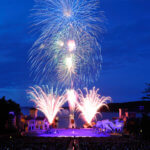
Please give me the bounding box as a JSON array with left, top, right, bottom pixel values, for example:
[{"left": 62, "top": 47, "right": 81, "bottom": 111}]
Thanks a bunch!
[{"left": 39, "top": 44, "right": 45, "bottom": 49}]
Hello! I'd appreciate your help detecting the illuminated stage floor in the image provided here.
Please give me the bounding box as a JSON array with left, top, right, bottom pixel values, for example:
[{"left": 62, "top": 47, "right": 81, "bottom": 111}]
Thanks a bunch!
[{"left": 36, "top": 128, "right": 110, "bottom": 137}]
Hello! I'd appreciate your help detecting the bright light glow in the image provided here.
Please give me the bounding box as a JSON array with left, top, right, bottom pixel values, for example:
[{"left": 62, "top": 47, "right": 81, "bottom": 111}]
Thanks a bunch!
[
  {"left": 28, "top": 86, "right": 67, "bottom": 125},
  {"left": 65, "top": 56, "right": 73, "bottom": 71},
  {"left": 67, "top": 40, "right": 76, "bottom": 52},
  {"left": 64, "top": 9, "right": 72, "bottom": 17},
  {"left": 67, "top": 89, "right": 77, "bottom": 110},
  {"left": 77, "top": 87, "right": 111, "bottom": 125},
  {"left": 58, "top": 40, "right": 64, "bottom": 47},
  {"left": 57, "top": 54, "right": 76, "bottom": 85}
]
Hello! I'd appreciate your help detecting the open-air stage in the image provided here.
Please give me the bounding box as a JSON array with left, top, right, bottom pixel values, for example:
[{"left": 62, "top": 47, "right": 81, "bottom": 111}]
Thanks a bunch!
[{"left": 28, "top": 128, "right": 112, "bottom": 137}]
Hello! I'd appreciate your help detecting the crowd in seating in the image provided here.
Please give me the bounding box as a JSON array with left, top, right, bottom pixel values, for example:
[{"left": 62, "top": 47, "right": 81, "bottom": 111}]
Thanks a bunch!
[
  {"left": 77, "top": 137, "right": 150, "bottom": 150},
  {"left": 0, "top": 136, "right": 150, "bottom": 150}
]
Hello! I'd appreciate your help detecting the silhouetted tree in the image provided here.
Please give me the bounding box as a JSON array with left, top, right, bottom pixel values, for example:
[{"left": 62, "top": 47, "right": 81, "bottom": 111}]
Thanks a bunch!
[
  {"left": 142, "top": 83, "right": 150, "bottom": 101},
  {"left": 0, "top": 96, "right": 21, "bottom": 132}
]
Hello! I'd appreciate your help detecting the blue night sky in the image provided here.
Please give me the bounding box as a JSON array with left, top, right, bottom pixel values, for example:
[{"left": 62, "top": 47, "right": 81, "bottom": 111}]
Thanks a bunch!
[{"left": 0, "top": 0, "right": 150, "bottom": 106}]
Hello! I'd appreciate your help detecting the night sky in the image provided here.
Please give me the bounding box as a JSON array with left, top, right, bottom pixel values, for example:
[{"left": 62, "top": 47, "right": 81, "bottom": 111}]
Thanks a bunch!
[{"left": 0, "top": 0, "right": 150, "bottom": 106}]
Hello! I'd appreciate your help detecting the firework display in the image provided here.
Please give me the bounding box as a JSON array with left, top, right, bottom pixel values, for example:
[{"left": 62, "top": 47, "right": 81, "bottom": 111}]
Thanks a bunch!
[
  {"left": 29, "top": 0, "right": 111, "bottom": 126},
  {"left": 30, "top": 0, "right": 104, "bottom": 87}
]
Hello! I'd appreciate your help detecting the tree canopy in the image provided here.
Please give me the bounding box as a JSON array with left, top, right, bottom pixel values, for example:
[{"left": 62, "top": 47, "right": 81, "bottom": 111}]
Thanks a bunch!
[
  {"left": 0, "top": 96, "right": 21, "bottom": 130},
  {"left": 142, "top": 83, "right": 150, "bottom": 101}
]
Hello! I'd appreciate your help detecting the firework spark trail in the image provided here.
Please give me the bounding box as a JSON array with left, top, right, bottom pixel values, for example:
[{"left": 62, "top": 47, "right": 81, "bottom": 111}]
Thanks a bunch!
[
  {"left": 66, "top": 89, "right": 77, "bottom": 111},
  {"left": 30, "top": 0, "right": 104, "bottom": 87},
  {"left": 77, "top": 87, "right": 111, "bottom": 125},
  {"left": 30, "top": 27, "right": 102, "bottom": 86},
  {"left": 55, "top": 29, "right": 102, "bottom": 86},
  {"left": 27, "top": 86, "right": 67, "bottom": 124},
  {"left": 32, "top": 0, "right": 103, "bottom": 38}
]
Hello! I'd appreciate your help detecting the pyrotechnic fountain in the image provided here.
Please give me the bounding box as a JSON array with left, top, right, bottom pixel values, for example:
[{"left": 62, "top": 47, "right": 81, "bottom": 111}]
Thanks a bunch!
[
  {"left": 28, "top": 86, "right": 67, "bottom": 125},
  {"left": 77, "top": 87, "right": 111, "bottom": 125},
  {"left": 28, "top": 0, "right": 111, "bottom": 133},
  {"left": 67, "top": 89, "right": 77, "bottom": 128}
]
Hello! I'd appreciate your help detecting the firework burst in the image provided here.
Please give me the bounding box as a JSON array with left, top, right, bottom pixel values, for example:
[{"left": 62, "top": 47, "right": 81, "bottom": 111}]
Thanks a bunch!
[
  {"left": 29, "top": 0, "right": 104, "bottom": 87},
  {"left": 27, "top": 86, "right": 67, "bottom": 124},
  {"left": 77, "top": 87, "right": 111, "bottom": 124},
  {"left": 31, "top": 0, "right": 103, "bottom": 39}
]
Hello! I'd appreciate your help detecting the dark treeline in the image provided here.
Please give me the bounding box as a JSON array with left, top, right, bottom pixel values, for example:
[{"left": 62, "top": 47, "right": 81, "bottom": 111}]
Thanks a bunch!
[
  {"left": 101, "top": 83, "right": 150, "bottom": 112},
  {"left": 100, "top": 101, "right": 150, "bottom": 112},
  {"left": 0, "top": 96, "right": 21, "bottom": 133}
]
